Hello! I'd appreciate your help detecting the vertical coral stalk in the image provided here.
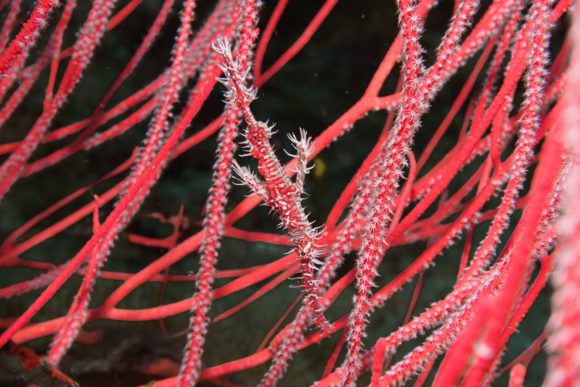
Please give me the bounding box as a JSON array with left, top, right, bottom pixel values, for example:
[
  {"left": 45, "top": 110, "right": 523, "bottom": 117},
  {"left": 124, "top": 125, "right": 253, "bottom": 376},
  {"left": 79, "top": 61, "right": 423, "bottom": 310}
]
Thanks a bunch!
[
  {"left": 0, "top": 0, "right": 242, "bottom": 351},
  {"left": 46, "top": 196, "right": 102, "bottom": 365},
  {"left": 341, "top": 0, "right": 425, "bottom": 383},
  {"left": 178, "top": 1, "right": 260, "bottom": 385},
  {"left": 44, "top": 0, "right": 196, "bottom": 367},
  {"left": 0, "top": 0, "right": 77, "bottom": 126},
  {"left": 0, "top": 0, "right": 117, "bottom": 202},
  {"left": 0, "top": 0, "right": 59, "bottom": 77},
  {"left": 545, "top": 3, "right": 580, "bottom": 386},
  {"left": 130, "top": 0, "right": 197, "bottom": 180},
  {"left": 73, "top": 0, "right": 176, "bottom": 144},
  {"left": 0, "top": 0, "right": 22, "bottom": 51},
  {"left": 459, "top": 2, "right": 554, "bottom": 382}
]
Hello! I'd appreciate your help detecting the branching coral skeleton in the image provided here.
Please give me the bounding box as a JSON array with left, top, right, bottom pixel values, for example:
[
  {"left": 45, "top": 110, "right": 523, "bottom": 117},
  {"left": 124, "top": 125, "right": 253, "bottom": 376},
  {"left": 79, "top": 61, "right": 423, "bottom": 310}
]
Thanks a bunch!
[{"left": 0, "top": 0, "right": 578, "bottom": 386}]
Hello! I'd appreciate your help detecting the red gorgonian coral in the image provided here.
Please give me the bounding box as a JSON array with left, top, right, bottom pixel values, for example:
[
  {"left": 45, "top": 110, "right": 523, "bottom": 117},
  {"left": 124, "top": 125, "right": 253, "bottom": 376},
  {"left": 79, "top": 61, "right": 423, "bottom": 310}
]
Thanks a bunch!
[{"left": 0, "top": 0, "right": 578, "bottom": 386}]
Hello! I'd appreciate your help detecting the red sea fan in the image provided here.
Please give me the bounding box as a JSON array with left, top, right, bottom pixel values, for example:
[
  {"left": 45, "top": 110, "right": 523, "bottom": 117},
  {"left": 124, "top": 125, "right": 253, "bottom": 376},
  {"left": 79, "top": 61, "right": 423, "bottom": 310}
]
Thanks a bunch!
[{"left": 0, "top": 0, "right": 578, "bottom": 386}]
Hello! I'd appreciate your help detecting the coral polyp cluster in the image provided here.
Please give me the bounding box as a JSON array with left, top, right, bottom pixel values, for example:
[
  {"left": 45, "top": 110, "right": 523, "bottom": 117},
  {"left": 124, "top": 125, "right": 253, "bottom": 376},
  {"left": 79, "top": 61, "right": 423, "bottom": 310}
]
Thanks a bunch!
[{"left": 0, "top": 0, "right": 578, "bottom": 385}]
